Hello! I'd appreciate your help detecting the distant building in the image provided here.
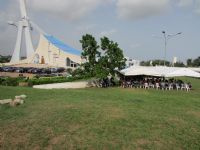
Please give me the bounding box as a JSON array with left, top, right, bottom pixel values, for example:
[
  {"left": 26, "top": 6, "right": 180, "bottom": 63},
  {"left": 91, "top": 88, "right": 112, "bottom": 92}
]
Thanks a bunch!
[
  {"left": 9, "top": 34, "right": 82, "bottom": 69},
  {"left": 125, "top": 57, "right": 140, "bottom": 67},
  {"left": 173, "top": 57, "right": 178, "bottom": 64},
  {"left": 7, "top": 0, "right": 82, "bottom": 69}
]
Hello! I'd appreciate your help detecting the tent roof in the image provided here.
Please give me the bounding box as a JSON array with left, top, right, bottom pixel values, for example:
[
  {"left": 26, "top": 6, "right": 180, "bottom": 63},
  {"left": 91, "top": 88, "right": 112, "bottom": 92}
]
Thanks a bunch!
[
  {"left": 44, "top": 35, "right": 81, "bottom": 56},
  {"left": 165, "top": 68, "right": 200, "bottom": 78},
  {"left": 120, "top": 66, "right": 200, "bottom": 78}
]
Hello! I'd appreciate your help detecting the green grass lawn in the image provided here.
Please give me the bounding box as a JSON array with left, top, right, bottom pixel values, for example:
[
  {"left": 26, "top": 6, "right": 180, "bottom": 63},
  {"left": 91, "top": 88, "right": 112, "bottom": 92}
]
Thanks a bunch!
[{"left": 0, "top": 78, "right": 200, "bottom": 150}]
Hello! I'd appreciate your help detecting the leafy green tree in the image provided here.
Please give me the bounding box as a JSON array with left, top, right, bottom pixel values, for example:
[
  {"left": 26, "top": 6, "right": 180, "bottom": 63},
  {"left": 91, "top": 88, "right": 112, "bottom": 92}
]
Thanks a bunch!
[
  {"left": 0, "top": 55, "right": 11, "bottom": 63},
  {"left": 140, "top": 60, "right": 170, "bottom": 66},
  {"left": 80, "top": 34, "right": 100, "bottom": 77},
  {"left": 94, "top": 57, "right": 110, "bottom": 79},
  {"left": 174, "top": 62, "right": 185, "bottom": 67},
  {"left": 187, "top": 59, "right": 193, "bottom": 67},
  {"left": 140, "top": 61, "right": 150, "bottom": 66},
  {"left": 100, "top": 37, "right": 126, "bottom": 76},
  {"left": 79, "top": 35, "right": 126, "bottom": 79},
  {"left": 193, "top": 57, "right": 200, "bottom": 67},
  {"left": 186, "top": 57, "right": 200, "bottom": 67}
]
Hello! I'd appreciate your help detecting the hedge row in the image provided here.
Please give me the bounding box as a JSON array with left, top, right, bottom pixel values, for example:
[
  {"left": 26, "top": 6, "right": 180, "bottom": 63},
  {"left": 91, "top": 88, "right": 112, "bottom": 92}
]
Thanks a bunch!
[
  {"left": 28, "top": 76, "right": 81, "bottom": 85},
  {"left": 0, "top": 76, "right": 83, "bottom": 86},
  {"left": 0, "top": 77, "right": 26, "bottom": 86}
]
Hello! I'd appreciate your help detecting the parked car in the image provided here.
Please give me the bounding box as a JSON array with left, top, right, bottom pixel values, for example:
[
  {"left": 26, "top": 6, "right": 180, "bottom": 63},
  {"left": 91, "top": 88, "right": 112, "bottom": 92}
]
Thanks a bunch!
[
  {"left": 15, "top": 67, "right": 24, "bottom": 73},
  {"left": 27, "top": 68, "right": 34, "bottom": 73},
  {"left": 32, "top": 68, "right": 42, "bottom": 74},
  {"left": 41, "top": 68, "right": 51, "bottom": 74},
  {"left": 57, "top": 67, "right": 65, "bottom": 73},
  {"left": 50, "top": 68, "right": 58, "bottom": 73},
  {"left": 2, "top": 67, "right": 15, "bottom": 72},
  {"left": 22, "top": 68, "right": 29, "bottom": 73}
]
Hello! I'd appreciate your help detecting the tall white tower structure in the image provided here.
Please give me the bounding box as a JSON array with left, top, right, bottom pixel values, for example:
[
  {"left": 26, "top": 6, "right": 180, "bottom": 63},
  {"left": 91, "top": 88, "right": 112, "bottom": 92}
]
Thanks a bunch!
[{"left": 9, "top": 0, "right": 34, "bottom": 63}]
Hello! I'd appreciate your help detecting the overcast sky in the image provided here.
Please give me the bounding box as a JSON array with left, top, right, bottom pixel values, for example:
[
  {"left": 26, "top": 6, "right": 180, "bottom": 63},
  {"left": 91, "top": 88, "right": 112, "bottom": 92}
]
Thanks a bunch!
[{"left": 0, "top": 0, "right": 200, "bottom": 62}]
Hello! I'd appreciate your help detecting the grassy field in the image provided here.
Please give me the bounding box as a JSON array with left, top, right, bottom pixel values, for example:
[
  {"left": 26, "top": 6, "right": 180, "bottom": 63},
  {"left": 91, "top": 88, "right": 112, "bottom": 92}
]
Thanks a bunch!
[{"left": 0, "top": 78, "right": 200, "bottom": 150}]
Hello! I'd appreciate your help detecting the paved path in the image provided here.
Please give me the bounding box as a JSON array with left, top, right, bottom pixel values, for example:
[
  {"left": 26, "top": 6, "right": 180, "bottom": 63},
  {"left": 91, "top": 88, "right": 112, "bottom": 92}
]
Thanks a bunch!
[{"left": 33, "top": 81, "right": 89, "bottom": 89}]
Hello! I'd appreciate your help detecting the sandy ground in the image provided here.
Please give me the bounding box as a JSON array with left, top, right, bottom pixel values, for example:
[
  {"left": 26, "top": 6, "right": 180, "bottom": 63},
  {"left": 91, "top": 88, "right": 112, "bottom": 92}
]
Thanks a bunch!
[{"left": 33, "top": 81, "right": 89, "bottom": 89}]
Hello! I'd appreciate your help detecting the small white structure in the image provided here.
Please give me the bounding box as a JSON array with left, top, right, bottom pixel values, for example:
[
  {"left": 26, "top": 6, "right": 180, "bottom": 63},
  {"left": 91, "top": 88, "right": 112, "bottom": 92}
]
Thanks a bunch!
[
  {"left": 125, "top": 57, "right": 140, "bottom": 67},
  {"left": 173, "top": 57, "right": 178, "bottom": 64}
]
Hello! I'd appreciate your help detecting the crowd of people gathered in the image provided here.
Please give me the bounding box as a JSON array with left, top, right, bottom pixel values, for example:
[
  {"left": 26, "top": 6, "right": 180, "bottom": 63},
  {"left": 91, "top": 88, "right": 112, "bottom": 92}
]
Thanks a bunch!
[{"left": 120, "top": 77, "right": 192, "bottom": 91}]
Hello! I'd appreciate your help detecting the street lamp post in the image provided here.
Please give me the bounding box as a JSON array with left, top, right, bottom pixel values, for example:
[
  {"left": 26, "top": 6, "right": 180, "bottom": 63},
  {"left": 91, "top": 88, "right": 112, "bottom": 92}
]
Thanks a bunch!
[
  {"left": 162, "top": 31, "right": 167, "bottom": 66},
  {"left": 161, "top": 31, "right": 182, "bottom": 66}
]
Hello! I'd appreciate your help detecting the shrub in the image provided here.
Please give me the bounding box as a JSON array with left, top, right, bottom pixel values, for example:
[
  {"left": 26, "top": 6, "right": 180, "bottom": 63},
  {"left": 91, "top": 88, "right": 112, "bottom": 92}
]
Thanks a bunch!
[{"left": 0, "top": 77, "right": 26, "bottom": 86}]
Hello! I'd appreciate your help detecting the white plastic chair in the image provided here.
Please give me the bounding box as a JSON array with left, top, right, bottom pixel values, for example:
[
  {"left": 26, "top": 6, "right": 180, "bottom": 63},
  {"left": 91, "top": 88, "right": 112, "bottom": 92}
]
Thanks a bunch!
[
  {"left": 181, "top": 84, "right": 186, "bottom": 90},
  {"left": 155, "top": 83, "right": 160, "bottom": 90},
  {"left": 144, "top": 83, "right": 149, "bottom": 89},
  {"left": 176, "top": 84, "right": 180, "bottom": 91},
  {"left": 185, "top": 84, "right": 190, "bottom": 92},
  {"left": 167, "top": 83, "right": 173, "bottom": 90}
]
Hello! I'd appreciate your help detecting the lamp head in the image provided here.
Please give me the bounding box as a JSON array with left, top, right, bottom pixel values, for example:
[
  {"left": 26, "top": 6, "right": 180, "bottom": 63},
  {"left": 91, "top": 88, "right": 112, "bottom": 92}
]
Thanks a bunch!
[
  {"left": 7, "top": 21, "right": 18, "bottom": 28},
  {"left": 8, "top": 21, "right": 15, "bottom": 25}
]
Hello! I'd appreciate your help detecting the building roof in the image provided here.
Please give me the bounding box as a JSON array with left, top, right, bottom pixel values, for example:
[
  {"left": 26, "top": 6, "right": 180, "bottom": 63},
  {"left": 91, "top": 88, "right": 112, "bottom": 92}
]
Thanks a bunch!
[{"left": 44, "top": 35, "right": 81, "bottom": 56}]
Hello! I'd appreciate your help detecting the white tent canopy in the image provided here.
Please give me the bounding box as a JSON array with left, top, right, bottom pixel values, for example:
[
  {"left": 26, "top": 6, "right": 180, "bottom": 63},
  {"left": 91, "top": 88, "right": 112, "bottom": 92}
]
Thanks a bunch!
[
  {"left": 120, "top": 66, "right": 200, "bottom": 78},
  {"left": 165, "top": 68, "right": 200, "bottom": 78}
]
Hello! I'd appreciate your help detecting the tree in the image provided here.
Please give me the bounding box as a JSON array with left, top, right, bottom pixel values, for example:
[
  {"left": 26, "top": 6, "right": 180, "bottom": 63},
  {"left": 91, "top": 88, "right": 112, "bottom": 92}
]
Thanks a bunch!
[
  {"left": 80, "top": 34, "right": 100, "bottom": 77},
  {"left": 187, "top": 59, "right": 193, "bottom": 67},
  {"left": 174, "top": 62, "right": 185, "bottom": 67},
  {"left": 100, "top": 37, "right": 126, "bottom": 76},
  {"left": 79, "top": 35, "right": 126, "bottom": 79},
  {"left": 193, "top": 57, "right": 200, "bottom": 67},
  {"left": 186, "top": 57, "right": 200, "bottom": 67},
  {"left": 0, "top": 55, "right": 11, "bottom": 63},
  {"left": 140, "top": 59, "right": 170, "bottom": 66}
]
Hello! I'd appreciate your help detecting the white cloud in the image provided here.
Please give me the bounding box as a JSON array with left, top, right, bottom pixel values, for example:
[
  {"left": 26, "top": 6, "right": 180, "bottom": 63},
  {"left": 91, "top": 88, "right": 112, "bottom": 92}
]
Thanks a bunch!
[
  {"left": 0, "top": 1, "right": 20, "bottom": 55},
  {"left": 177, "top": 0, "right": 193, "bottom": 7},
  {"left": 99, "top": 29, "right": 117, "bottom": 37},
  {"left": 76, "top": 24, "right": 96, "bottom": 33},
  {"left": 130, "top": 43, "right": 141, "bottom": 49},
  {"left": 194, "top": 0, "right": 200, "bottom": 14},
  {"left": 116, "top": 0, "right": 170, "bottom": 20},
  {"left": 28, "top": 0, "right": 112, "bottom": 20}
]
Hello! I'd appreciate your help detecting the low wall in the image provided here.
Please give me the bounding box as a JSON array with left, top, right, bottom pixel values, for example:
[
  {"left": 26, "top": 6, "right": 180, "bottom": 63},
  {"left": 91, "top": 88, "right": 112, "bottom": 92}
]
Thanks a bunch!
[{"left": 0, "top": 72, "right": 35, "bottom": 78}]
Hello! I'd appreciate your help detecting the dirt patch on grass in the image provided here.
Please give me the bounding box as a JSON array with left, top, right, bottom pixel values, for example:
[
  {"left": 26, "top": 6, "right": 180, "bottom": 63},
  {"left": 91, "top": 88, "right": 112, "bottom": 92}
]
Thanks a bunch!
[
  {"left": 49, "top": 135, "right": 66, "bottom": 145},
  {"left": 167, "top": 117, "right": 186, "bottom": 126},
  {"left": 32, "top": 145, "right": 41, "bottom": 150},
  {"left": 62, "top": 104, "right": 77, "bottom": 109},
  {"left": 136, "top": 139, "right": 150, "bottom": 145},
  {"left": 0, "top": 133, "right": 4, "bottom": 148},
  {"left": 187, "top": 111, "right": 200, "bottom": 118},
  {"left": 0, "top": 123, "right": 29, "bottom": 148},
  {"left": 104, "top": 106, "right": 125, "bottom": 119},
  {"left": 135, "top": 139, "right": 166, "bottom": 150},
  {"left": 68, "top": 124, "right": 82, "bottom": 133}
]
